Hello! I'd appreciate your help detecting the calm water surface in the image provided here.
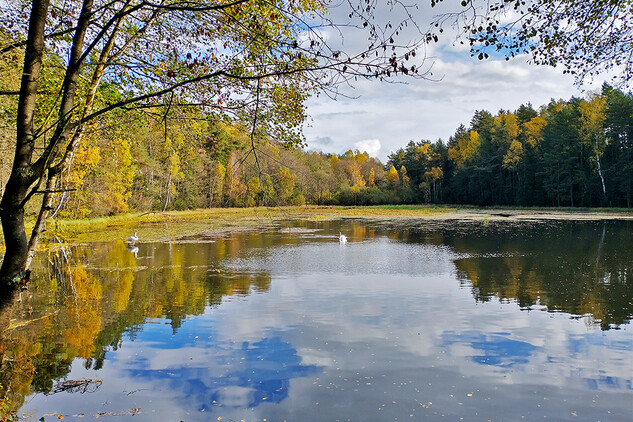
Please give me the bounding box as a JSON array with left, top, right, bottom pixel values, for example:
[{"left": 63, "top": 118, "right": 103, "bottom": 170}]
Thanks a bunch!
[{"left": 1, "top": 219, "right": 632, "bottom": 421}]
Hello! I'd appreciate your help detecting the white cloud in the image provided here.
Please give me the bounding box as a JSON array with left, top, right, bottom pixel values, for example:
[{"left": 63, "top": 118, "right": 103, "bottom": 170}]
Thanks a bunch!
[
  {"left": 304, "top": 50, "right": 605, "bottom": 162},
  {"left": 354, "top": 138, "right": 381, "bottom": 157},
  {"left": 302, "top": 2, "right": 609, "bottom": 162}
]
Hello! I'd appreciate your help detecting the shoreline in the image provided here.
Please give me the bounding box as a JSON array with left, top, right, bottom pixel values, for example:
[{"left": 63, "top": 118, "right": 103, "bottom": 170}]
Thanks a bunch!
[
  {"left": 45, "top": 205, "right": 633, "bottom": 246},
  {"left": 1, "top": 206, "right": 630, "bottom": 252}
]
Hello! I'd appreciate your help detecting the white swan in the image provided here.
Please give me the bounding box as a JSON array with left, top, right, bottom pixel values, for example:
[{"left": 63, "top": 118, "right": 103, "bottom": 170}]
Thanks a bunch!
[
  {"left": 339, "top": 232, "right": 347, "bottom": 243},
  {"left": 126, "top": 230, "right": 139, "bottom": 244}
]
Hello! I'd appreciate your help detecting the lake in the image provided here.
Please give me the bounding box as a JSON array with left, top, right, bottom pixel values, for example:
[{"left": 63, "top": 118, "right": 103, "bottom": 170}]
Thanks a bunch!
[{"left": 1, "top": 218, "right": 632, "bottom": 421}]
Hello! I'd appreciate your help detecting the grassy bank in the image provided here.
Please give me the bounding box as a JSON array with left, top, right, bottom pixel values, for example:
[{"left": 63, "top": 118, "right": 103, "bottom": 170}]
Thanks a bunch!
[{"left": 51, "top": 205, "right": 455, "bottom": 244}]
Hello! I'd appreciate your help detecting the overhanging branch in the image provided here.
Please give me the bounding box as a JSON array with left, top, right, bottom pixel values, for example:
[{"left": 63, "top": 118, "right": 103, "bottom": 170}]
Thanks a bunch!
[{"left": 81, "top": 64, "right": 336, "bottom": 124}]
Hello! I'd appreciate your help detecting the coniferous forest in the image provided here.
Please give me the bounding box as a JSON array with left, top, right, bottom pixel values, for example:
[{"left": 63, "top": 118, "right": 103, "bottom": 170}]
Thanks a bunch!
[
  {"left": 2, "top": 82, "right": 633, "bottom": 217},
  {"left": 389, "top": 86, "right": 633, "bottom": 208}
]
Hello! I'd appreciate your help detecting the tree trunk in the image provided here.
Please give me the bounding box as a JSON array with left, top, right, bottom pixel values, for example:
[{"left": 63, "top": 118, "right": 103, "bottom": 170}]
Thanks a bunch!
[
  {"left": 0, "top": 0, "right": 50, "bottom": 289},
  {"left": 0, "top": 183, "right": 30, "bottom": 289},
  {"left": 1, "top": 0, "right": 94, "bottom": 291},
  {"left": 26, "top": 4, "right": 118, "bottom": 265},
  {"left": 595, "top": 134, "right": 607, "bottom": 205},
  {"left": 163, "top": 152, "right": 174, "bottom": 212},
  {"left": 208, "top": 166, "right": 214, "bottom": 207}
]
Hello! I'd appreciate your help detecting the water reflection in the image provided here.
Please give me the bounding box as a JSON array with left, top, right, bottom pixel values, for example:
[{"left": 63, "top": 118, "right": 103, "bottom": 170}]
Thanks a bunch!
[
  {"left": 366, "top": 219, "right": 632, "bottom": 329},
  {"left": 122, "top": 320, "right": 320, "bottom": 412},
  {"left": 0, "top": 234, "right": 277, "bottom": 416},
  {"left": 0, "top": 220, "right": 630, "bottom": 421},
  {"left": 444, "top": 221, "right": 633, "bottom": 329},
  {"left": 442, "top": 331, "right": 540, "bottom": 367}
]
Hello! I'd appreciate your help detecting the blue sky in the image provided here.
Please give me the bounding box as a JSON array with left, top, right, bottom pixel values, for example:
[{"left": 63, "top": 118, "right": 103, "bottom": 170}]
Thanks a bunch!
[{"left": 302, "top": 2, "right": 608, "bottom": 162}]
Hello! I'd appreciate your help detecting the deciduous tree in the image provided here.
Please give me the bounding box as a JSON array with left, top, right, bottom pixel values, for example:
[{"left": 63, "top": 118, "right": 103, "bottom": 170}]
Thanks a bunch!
[{"left": 578, "top": 94, "right": 608, "bottom": 203}]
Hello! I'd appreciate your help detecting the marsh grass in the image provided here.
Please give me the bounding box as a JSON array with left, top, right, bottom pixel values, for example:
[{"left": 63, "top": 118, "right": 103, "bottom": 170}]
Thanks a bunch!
[
  {"left": 338, "top": 205, "right": 454, "bottom": 216},
  {"left": 47, "top": 206, "right": 455, "bottom": 244},
  {"left": 53, "top": 208, "right": 285, "bottom": 244}
]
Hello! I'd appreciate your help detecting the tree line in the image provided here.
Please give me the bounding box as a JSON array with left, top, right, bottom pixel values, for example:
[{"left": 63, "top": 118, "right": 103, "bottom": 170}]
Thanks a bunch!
[
  {"left": 25, "top": 84, "right": 633, "bottom": 215},
  {"left": 3, "top": 83, "right": 632, "bottom": 218},
  {"left": 388, "top": 85, "right": 633, "bottom": 208}
]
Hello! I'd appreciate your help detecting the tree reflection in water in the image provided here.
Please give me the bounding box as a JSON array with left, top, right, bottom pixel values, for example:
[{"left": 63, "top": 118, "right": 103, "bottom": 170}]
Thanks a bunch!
[
  {"left": 0, "top": 233, "right": 275, "bottom": 416},
  {"left": 446, "top": 220, "right": 633, "bottom": 329},
  {"left": 0, "top": 219, "right": 630, "bottom": 420}
]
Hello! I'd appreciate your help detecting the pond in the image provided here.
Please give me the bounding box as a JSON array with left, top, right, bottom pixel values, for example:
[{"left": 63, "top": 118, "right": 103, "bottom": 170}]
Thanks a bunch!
[{"left": 1, "top": 218, "right": 632, "bottom": 421}]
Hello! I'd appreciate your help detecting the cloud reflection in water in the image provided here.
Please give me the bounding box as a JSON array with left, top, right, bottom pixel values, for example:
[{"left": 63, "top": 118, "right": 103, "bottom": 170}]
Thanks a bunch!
[
  {"left": 443, "top": 331, "right": 540, "bottom": 367},
  {"left": 122, "top": 321, "right": 322, "bottom": 411}
]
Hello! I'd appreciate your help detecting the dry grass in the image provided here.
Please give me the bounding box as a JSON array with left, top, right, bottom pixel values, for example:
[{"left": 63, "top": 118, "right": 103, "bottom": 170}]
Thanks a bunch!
[{"left": 49, "top": 205, "right": 455, "bottom": 244}]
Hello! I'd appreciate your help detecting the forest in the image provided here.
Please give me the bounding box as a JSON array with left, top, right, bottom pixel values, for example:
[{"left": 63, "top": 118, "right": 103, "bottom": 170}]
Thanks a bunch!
[
  {"left": 389, "top": 85, "right": 633, "bottom": 208},
  {"left": 2, "top": 79, "right": 632, "bottom": 217}
]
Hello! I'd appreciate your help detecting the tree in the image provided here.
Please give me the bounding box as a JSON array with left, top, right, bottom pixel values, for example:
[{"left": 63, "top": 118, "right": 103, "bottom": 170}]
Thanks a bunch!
[
  {"left": 502, "top": 140, "right": 523, "bottom": 172},
  {"left": 448, "top": 129, "right": 480, "bottom": 169},
  {"left": 209, "top": 163, "right": 227, "bottom": 207},
  {"left": 516, "top": 114, "right": 547, "bottom": 205},
  {"left": 0, "top": 0, "right": 432, "bottom": 290},
  {"left": 432, "top": 0, "right": 633, "bottom": 87},
  {"left": 59, "top": 134, "right": 102, "bottom": 218},
  {"left": 421, "top": 166, "right": 443, "bottom": 203},
  {"left": 602, "top": 84, "right": 633, "bottom": 207},
  {"left": 347, "top": 160, "right": 366, "bottom": 188},
  {"left": 578, "top": 94, "right": 608, "bottom": 204},
  {"left": 540, "top": 100, "right": 583, "bottom": 206},
  {"left": 491, "top": 112, "right": 520, "bottom": 203},
  {"left": 102, "top": 137, "right": 136, "bottom": 213},
  {"left": 386, "top": 165, "right": 400, "bottom": 185},
  {"left": 523, "top": 115, "right": 547, "bottom": 149},
  {"left": 275, "top": 166, "right": 297, "bottom": 204},
  {"left": 367, "top": 167, "right": 375, "bottom": 187}
]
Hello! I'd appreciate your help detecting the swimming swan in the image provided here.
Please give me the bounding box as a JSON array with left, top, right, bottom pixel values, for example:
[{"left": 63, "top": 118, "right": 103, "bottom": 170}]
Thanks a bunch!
[
  {"left": 127, "top": 230, "right": 139, "bottom": 244},
  {"left": 339, "top": 232, "right": 347, "bottom": 243}
]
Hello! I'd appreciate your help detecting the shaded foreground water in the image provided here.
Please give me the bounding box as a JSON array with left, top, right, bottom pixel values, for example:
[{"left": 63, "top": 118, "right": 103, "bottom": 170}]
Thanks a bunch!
[{"left": 1, "top": 218, "right": 632, "bottom": 421}]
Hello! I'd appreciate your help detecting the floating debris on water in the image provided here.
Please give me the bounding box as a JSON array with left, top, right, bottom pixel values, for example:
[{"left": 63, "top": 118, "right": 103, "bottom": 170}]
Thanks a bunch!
[{"left": 51, "top": 379, "right": 102, "bottom": 394}]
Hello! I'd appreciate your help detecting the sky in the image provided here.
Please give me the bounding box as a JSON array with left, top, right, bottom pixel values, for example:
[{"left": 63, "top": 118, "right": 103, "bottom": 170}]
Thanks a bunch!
[{"left": 302, "top": 2, "right": 608, "bottom": 162}]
